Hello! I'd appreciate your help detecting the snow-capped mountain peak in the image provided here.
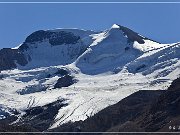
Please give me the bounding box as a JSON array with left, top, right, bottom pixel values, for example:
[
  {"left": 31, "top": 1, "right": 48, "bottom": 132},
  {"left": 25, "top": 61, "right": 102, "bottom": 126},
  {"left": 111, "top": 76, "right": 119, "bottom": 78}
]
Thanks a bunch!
[
  {"left": 0, "top": 24, "right": 179, "bottom": 130},
  {"left": 111, "top": 24, "right": 120, "bottom": 29}
]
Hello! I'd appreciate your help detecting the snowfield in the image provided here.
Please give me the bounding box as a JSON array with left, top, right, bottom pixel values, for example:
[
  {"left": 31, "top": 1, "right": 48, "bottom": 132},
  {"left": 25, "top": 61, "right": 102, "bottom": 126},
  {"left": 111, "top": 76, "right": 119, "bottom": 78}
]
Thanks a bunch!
[{"left": 0, "top": 24, "right": 179, "bottom": 129}]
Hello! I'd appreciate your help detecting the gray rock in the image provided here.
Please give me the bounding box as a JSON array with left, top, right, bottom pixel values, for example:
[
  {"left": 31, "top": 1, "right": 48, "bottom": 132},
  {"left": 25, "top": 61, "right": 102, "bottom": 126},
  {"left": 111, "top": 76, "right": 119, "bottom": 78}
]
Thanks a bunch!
[
  {"left": 54, "top": 75, "right": 76, "bottom": 89},
  {"left": 14, "top": 99, "right": 68, "bottom": 132},
  {"left": 0, "top": 48, "right": 28, "bottom": 71},
  {"left": 24, "top": 30, "right": 80, "bottom": 46}
]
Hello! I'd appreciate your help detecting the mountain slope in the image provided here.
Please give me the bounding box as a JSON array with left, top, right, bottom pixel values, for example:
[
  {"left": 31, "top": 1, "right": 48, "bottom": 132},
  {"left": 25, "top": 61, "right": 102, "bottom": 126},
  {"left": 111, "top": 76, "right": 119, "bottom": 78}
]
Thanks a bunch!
[
  {"left": 0, "top": 24, "right": 179, "bottom": 131},
  {"left": 75, "top": 24, "right": 170, "bottom": 75},
  {"left": 51, "top": 77, "right": 180, "bottom": 133},
  {"left": 0, "top": 28, "right": 95, "bottom": 71},
  {"left": 0, "top": 48, "right": 27, "bottom": 71},
  {"left": 107, "top": 77, "right": 180, "bottom": 133},
  {"left": 20, "top": 29, "right": 96, "bottom": 69}
]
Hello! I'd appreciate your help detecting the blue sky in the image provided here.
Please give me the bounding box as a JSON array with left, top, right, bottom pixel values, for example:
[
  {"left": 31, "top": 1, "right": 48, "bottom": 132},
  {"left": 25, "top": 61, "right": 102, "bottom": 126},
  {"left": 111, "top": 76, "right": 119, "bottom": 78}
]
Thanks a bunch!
[{"left": 0, "top": 2, "right": 180, "bottom": 48}]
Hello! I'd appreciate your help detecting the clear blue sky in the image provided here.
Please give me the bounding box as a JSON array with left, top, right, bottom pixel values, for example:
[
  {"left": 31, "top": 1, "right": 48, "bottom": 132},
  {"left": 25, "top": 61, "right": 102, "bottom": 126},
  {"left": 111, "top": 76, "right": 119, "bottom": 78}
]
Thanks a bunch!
[{"left": 0, "top": 2, "right": 180, "bottom": 48}]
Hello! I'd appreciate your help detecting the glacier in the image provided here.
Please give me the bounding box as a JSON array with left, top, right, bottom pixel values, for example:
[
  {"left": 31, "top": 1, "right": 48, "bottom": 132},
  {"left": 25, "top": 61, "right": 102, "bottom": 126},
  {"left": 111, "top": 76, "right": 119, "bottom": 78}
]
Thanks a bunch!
[{"left": 0, "top": 24, "right": 179, "bottom": 130}]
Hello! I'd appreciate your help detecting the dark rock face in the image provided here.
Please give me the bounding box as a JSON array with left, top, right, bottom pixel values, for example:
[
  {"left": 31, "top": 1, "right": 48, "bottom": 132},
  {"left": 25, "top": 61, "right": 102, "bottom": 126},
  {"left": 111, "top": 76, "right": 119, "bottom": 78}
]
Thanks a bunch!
[
  {"left": 46, "top": 68, "right": 69, "bottom": 79},
  {"left": 17, "top": 85, "right": 47, "bottom": 95},
  {"left": 0, "top": 48, "right": 28, "bottom": 71},
  {"left": 107, "top": 77, "right": 180, "bottom": 133},
  {"left": 0, "top": 74, "right": 3, "bottom": 79},
  {"left": 0, "top": 109, "right": 38, "bottom": 133},
  {"left": 18, "top": 43, "right": 30, "bottom": 51},
  {"left": 0, "top": 123, "right": 39, "bottom": 134},
  {"left": 118, "top": 24, "right": 159, "bottom": 44},
  {"left": 15, "top": 99, "right": 68, "bottom": 131},
  {"left": 0, "top": 106, "right": 19, "bottom": 122},
  {"left": 137, "top": 77, "right": 180, "bottom": 132},
  {"left": 54, "top": 75, "right": 76, "bottom": 89},
  {"left": 54, "top": 69, "right": 69, "bottom": 76},
  {"left": 24, "top": 30, "right": 80, "bottom": 46},
  {"left": 136, "top": 64, "right": 146, "bottom": 71},
  {"left": 168, "top": 77, "right": 180, "bottom": 91},
  {"left": 118, "top": 25, "right": 145, "bottom": 44}
]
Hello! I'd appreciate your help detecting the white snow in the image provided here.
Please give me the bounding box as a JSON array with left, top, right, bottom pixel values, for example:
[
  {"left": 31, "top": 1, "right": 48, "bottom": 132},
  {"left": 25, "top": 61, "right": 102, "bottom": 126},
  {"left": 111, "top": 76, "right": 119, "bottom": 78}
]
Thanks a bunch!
[
  {"left": 0, "top": 25, "right": 179, "bottom": 129},
  {"left": 111, "top": 24, "right": 120, "bottom": 29},
  {"left": 133, "top": 40, "right": 168, "bottom": 52}
]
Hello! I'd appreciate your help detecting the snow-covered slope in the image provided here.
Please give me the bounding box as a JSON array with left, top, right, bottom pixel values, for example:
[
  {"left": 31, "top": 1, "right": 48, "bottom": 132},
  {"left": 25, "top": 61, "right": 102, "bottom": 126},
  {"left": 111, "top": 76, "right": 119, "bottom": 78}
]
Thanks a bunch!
[
  {"left": 75, "top": 24, "right": 168, "bottom": 74},
  {"left": 17, "top": 28, "right": 96, "bottom": 69},
  {"left": 0, "top": 24, "right": 179, "bottom": 130}
]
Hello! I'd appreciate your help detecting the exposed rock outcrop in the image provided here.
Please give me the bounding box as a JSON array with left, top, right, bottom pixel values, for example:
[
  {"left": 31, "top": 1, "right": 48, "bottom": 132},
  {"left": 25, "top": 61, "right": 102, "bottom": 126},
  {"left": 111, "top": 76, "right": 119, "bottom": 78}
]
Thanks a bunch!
[
  {"left": 54, "top": 68, "right": 69, "bottom": 76},
  {"left": 118, "top": 24, "right": 145, "bottom": 44},
  {"left": 54, "top": 75, "right": 76, "bottom": 89},
  {"left": 0, "top": 48, "right": 28, "bottom": 71},
  {"left": 24, "top": 30, "right": 80, "bottom": 46},
  {"left": 118, "top": 24, "right": 159, "bottom": 44},
  {"left": 15, "top": 99, "right": 68, "bottom": 131}
]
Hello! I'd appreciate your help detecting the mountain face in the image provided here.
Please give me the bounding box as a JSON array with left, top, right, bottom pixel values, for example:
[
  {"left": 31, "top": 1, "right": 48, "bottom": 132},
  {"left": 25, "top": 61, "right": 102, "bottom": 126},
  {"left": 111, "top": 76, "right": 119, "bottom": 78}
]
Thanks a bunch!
[
  {"left": 0, "top": 28, "right": 95, "bottom": 71},
  {"left": 0, "top": 24, "right": 180, "bottom": 132},
  {"left": 52, "top": 77, "right": 180, "bottom": 133},
  {"left": 0, "top": 48, "right": 27, "bottom": 71}
]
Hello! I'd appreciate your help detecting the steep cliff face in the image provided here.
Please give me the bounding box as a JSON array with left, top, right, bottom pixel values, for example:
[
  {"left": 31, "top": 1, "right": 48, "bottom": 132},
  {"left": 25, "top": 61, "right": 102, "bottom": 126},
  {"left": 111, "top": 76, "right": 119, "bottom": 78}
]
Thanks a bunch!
[
  {"left": 0, "top": 48, "right": 28, "bottom": 71},
  {"left": 24, "top": 30, "right": 81, "bottom": 46},
  {"left": 168, "top": 77, "right": 180, "bottom": 91}
]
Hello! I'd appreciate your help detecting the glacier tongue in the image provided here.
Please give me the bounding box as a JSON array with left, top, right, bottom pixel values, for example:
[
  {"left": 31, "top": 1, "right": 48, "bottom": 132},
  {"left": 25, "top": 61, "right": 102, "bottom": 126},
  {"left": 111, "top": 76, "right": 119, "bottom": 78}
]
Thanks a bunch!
[{"left": 0, "top": 25, "right": 179, "bottom": 130}]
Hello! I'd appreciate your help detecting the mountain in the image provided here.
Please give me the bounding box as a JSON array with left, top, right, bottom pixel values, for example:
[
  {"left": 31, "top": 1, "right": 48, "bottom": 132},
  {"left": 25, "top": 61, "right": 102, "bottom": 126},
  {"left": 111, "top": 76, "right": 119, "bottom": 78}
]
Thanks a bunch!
[
  {"left": 0, "top": 24, "right": 179, "bottom": 132},
  {"left": 75, "top": 24, "right": 167, "bottom": 74},
  {"left": 0, "top": 28, "right": 95, "bottom": 70},
  {"left": 52, "top": 77, "right": 180, "bottom": 133}
]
